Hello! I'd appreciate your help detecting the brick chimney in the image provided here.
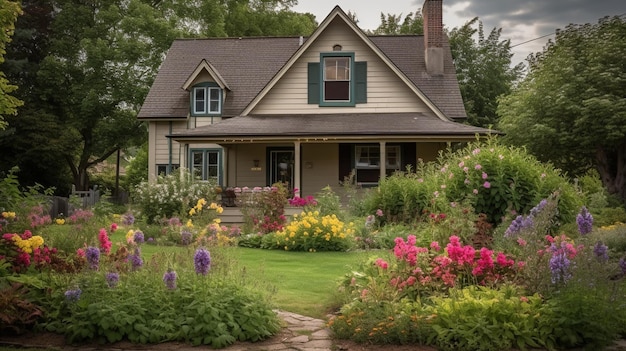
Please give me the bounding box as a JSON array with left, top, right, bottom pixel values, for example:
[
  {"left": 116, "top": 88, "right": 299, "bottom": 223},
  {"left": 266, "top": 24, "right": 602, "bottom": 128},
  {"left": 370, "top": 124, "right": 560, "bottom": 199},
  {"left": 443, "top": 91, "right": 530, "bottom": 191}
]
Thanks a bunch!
[{"left": 423, "top": 0, "right": 444, "bottom": 75}]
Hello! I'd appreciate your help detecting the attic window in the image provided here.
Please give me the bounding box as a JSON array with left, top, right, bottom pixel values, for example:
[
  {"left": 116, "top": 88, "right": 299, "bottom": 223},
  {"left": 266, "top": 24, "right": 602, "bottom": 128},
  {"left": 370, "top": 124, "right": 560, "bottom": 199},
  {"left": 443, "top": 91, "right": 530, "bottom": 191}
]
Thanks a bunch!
[
  {"left": 324, "top": 56, "right": 351, "bottom": 101},
  {"left": 333, "top": 44, "right": 342, "bottom": 51},
  {"left": 191, "top": 83, "right": 222, "bottom": 116},
  {"left": 307, "top": 53, "right": 367, "bottom": 107}
]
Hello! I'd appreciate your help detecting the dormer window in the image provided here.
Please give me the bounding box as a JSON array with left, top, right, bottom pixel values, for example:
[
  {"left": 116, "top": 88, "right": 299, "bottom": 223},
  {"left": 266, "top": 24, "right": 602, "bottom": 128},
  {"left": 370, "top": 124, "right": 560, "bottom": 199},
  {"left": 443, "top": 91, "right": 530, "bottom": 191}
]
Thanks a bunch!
[
  {"left": 307, "top": 53, "right": 367, "bottom": 107},
  {"left": 191, "top": 82, "right": 222, "bottom": 116}
]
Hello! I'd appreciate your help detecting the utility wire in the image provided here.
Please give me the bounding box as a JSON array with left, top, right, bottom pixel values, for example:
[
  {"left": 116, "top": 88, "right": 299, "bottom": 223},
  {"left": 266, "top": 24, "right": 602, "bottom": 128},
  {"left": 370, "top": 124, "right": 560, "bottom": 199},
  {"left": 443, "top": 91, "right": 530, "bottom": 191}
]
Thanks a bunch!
[{"left": 510, "top": 12, "right": 626, "bottom": 48}]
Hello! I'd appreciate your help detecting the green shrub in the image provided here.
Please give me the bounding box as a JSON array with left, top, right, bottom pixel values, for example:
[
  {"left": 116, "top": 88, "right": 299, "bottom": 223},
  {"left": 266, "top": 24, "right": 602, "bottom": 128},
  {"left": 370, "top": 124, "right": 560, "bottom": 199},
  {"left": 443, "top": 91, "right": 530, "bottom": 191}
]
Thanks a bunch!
[
  {"left": 39, "top": 248, "right": 280, "bottom": 347},
  {"left": 329, "top": 299, "right": 432, "bottom": 345},
  {"left": 362, "top": 138, "right": 582, "bottom": 227},
  {"left": 426, "top": 285, "right": 556, "bottom": 351}
]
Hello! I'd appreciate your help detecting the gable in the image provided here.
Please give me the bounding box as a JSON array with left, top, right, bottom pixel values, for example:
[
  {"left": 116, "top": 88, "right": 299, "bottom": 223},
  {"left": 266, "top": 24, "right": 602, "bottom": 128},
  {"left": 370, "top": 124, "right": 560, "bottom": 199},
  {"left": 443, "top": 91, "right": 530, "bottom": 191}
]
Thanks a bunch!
[{"left": 250, "top": 18, "right": 433, "bottom": 115}]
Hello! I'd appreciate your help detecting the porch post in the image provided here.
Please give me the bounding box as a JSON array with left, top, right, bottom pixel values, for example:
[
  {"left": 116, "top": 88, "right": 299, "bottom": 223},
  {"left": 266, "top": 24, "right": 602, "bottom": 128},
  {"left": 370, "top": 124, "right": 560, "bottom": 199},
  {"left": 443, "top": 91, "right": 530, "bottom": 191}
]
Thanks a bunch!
[
  {"left": 294, "top": 141, "right": 301, "bottom": 197},
  {"left": 379, "top": 141, "right": 386, "bottom": 182}
]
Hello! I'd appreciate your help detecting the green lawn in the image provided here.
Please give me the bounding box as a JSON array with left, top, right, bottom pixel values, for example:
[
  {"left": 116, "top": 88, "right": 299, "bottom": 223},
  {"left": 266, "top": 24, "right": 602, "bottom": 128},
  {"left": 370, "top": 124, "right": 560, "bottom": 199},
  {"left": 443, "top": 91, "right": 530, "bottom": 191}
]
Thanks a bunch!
[{"left": 233, "top": 248, "right": 374, "bottom": 318}]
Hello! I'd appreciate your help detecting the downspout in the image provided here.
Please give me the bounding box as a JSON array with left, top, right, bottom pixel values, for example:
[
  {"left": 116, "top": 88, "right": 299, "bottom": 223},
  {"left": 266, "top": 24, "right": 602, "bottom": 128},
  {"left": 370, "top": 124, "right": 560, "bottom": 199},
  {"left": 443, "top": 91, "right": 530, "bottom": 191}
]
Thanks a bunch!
[{"left": 168, "top": 122, "right": 173, "bottom": 173}]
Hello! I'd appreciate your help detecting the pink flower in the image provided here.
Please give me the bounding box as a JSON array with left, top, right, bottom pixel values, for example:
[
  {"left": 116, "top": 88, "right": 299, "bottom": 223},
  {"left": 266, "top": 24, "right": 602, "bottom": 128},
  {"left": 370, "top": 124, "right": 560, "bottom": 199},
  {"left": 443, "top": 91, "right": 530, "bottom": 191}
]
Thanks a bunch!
[
  {"left": 482, "top": 172, "right": 488, "bottom": 179},
  {"left": 517, "top": 238, "right": 527, "bottom": 247},
  {"left": 475, "top": 164, "right": 482, "bottom": 170},
  {"left": 110, "top": 223, "right": 118, "bottom": 232},
  {"left": 76, "top": 248, "right": 85, "bottom": 257},
  {"left": 430, "top": 241, "right": 441, "bottom": 251},
  {"left": 473, "top": 189, "right": 478, "bottom": 194},
  {"left": 483, "top": 181, "right": 491, "bottom": 188},
  {"left": 376, "top": 209, "right": 383, "bottom": 217},
  {"left": 375, "top": 258, "right": 389, "bottom": 270}
]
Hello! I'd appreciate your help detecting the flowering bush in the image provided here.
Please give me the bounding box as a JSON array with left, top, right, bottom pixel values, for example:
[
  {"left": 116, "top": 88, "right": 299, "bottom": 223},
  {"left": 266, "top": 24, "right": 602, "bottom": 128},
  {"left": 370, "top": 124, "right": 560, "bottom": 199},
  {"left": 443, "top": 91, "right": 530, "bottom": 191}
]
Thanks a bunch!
[
  {"left": 343, "top": 234, "right": 521, "bottom": 302},
  {"left": 265, "top": 211, "right": 355, "bottom": 251},
  {"left": 0, "top": 230, "right": 58, "bottom": 273},
  {"left": 363, "top": 138, "right": 582, "bottom": 226},
  {"left": 133, "top": 169, "right": 217, "bottom": 223},
  {"left": 236, "top": 184, "right": 289, "bottom": 234}
]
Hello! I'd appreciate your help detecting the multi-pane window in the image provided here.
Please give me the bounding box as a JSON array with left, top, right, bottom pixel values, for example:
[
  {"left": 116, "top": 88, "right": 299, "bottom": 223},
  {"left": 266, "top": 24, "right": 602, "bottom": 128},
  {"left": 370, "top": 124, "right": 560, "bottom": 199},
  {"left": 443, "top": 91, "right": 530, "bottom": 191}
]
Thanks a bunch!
[
  {"left": 323, "top": 56, "right": 351, "bottom": 101},
  {"left": 190, "top": 149, "right": 221, "bottom": 183},
  {"left": 192, "top": 85, "right": 221, "bottom": 115},
  {"left": 355, "top": 145, "right": 401, "bottom": 169},
  {"left": 156, "top": 164, "right": 179, "bottom": 176}
]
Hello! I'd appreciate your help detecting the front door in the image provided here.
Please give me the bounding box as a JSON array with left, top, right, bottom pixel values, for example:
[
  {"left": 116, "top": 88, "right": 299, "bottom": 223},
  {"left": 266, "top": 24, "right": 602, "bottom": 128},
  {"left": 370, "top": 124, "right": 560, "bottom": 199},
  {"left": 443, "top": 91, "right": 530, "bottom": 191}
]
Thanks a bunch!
[{"left": 268, "top": 149, "right": 294, "bottom": 189}]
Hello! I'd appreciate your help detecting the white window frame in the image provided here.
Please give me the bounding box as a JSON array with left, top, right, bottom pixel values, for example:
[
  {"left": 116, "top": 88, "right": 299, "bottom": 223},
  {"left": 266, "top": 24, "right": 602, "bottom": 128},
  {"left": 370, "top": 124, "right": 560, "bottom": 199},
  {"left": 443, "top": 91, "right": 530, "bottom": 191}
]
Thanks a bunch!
[
  {"left": 355, "top": 145, "right": 401, "bottom": 169},
  {"left": 192, "top": 86, "right": 222, "bottom": 115}
]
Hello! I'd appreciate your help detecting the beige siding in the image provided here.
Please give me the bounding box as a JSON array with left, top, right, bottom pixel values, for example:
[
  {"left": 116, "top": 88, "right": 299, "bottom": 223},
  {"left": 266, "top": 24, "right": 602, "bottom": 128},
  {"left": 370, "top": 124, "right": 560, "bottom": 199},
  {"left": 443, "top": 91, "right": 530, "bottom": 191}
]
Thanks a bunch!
[
  {"left": 226, "top": 144, "right": 272, "bottom": 188},
  {"left": 251, "top": 18, "right": 430, "bottom": 115},
  {"left": 301, "top": 144, "right": 338, "bottom": 196}
]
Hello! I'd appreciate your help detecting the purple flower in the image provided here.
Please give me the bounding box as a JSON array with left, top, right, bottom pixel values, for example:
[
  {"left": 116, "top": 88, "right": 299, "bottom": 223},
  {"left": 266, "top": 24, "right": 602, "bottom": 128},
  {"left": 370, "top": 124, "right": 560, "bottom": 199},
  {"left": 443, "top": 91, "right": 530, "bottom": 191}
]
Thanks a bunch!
[
  {"left": 130, "top": 248, "right": 143, "bottom": 271},
  {"left": 549, "top": 249, "right": 572, "bottom": 284},
  {"left": 576, "top": 206, "right": 593, "bottom": 235},
  {"left": 530, "top": 199, "right": 548, "bottom": 217},
  {"left": 65, "top": 289, "right": 82, "bottom": 302},
  {"left": 194, "top": 248, "right": 211, "bottom": 275},
  {"left": 620, "top": 258, "right": 626, "bottom": 274},
  {"left": 163, "top": 269, "right": 177, "bottom": 290},
  {"left": 593, "top": 241, "right": 609, "bottom": 262},
  {"left": 133, "top": 230, "right": 145, "bottom": 244},
  {"left": 122, "top": 212, "right": 135, "bottom": 226},
  {"left": 106, "top": 272, "right": 120, "bottom": 288},
  {"left": 504, "top": 215, "right": 534, "bottom": 237},
  {"left": 85, "top": 246, "right": 100, "bottom": 270},
  {"left": 181, "top": 229, "right": 193, "bottom": 245}
]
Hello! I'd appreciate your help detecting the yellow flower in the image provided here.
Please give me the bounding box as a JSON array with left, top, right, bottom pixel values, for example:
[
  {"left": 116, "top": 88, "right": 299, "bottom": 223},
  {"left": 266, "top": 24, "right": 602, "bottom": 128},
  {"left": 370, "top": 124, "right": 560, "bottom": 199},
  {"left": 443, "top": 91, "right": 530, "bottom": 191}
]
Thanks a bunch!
[
  {"left": 186, "top": 219, "right": 193, "bottom": 228},
  {"left": 2, "top": 211, "right": 16, "bottom": 219},
  {"left": 209, "top": 202, "right": 217, "bottom": 209},
  {"left": 216, "top": 206, "right": 224, "bottom": 214},
  {"left": 55, "top": 218, "right": 65, "bottom": 225},
  {"left": 213, "top": 218, "right": 221, "bottom": 224},
  {"left": 189, "top": 208, "right": 196, "bottom": 216}
]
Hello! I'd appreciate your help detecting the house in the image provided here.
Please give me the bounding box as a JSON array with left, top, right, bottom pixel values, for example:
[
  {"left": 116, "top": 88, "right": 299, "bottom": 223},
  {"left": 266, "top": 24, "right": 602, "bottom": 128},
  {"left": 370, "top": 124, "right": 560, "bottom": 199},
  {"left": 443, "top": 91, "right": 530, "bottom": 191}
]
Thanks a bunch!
[{"left": 137, "top": 0, "right": 494, "bottom": 198}]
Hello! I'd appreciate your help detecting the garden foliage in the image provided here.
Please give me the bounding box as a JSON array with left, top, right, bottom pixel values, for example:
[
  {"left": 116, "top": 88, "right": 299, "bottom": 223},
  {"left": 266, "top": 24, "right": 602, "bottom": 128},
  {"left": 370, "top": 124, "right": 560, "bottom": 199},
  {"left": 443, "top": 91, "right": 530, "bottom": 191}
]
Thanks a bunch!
[{"left": 363, "top": 138, "right": 582, "bottom": 226}]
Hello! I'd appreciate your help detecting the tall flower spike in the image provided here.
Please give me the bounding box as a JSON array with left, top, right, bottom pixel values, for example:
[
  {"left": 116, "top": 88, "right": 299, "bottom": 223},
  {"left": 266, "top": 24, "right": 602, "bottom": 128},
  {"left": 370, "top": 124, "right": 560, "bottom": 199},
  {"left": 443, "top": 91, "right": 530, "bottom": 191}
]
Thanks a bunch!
[
  {"left": 576, "top": 206, "right": 593, "bottom": 235},
  {"left": 163, "top": 269, "right": 177, "bottom": 290},
  {"left": 85, "top": 246, "right": 100, "bottom": 270},
  {"left": 194, "top": 248, "right": 211, "bottom": 275}
]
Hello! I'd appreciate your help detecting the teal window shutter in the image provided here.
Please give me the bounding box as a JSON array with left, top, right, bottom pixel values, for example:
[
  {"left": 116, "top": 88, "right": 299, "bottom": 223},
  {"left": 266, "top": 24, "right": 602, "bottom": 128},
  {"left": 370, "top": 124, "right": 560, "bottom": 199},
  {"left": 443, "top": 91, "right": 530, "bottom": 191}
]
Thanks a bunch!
[
  {"left": 355, "top": 61, "right": 367, "bottom": 103},
  {"left": 307, "top": 62, "right": 320, "bottom": 104}
]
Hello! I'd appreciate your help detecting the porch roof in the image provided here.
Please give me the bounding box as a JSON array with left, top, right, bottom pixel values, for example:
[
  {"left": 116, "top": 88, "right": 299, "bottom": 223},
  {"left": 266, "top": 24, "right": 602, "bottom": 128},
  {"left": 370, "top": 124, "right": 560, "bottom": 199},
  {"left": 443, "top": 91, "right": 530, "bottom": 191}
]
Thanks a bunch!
[{"left": 168, "top": 113, "right": 498, "bottom": 143}]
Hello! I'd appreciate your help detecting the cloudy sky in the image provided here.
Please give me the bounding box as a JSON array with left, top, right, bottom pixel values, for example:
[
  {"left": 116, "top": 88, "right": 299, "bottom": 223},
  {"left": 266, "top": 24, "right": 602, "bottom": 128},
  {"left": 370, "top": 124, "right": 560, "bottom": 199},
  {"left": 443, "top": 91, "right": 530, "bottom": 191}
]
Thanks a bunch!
[{"left": 292, "top": 0, "right": 625, "bottom": 67}]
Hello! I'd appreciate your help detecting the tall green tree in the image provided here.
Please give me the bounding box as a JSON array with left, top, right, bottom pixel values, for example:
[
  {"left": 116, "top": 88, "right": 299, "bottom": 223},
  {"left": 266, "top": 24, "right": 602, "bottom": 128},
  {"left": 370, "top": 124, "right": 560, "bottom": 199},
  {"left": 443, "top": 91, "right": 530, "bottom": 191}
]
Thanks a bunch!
[
  {"left": 0, "top": 0, "right": 72, "bottom": 193},
  {"left": 448, "top": 18, "right": 523, "bottom": 128},
  {"left": 0, "top": 0, "right": 23, "bottom": 130},
  {"left": 160, "top": 0, "right": 316, "bottom": 37},
  {"left": 497, "top": 16, "right": 626, "bottom": 201},
  {"left": 35, "top": 0, "right": 180, "bottom": 191},
  {"left": 371, "top": 11, "right": 423, "bottom": 35}
]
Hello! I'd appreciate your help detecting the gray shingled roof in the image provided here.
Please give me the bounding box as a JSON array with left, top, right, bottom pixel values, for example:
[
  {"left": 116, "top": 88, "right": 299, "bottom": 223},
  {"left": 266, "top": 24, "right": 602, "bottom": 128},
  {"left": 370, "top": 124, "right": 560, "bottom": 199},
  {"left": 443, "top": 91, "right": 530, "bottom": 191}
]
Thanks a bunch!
[
  {"left": 137, "top": 35, "right": 467, "bottom": 120},
  {"left": 169, "top": 113, "right": 496, "bottom": 142}
]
